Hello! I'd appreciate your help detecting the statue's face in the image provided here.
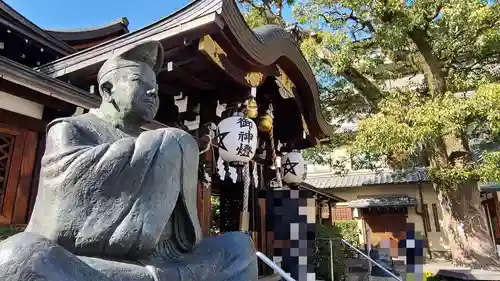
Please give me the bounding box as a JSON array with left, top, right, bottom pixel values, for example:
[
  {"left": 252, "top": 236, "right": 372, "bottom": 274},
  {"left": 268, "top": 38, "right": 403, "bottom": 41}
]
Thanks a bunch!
[{"left": 101, "top": 63, "right": 159, "bottom": 122}]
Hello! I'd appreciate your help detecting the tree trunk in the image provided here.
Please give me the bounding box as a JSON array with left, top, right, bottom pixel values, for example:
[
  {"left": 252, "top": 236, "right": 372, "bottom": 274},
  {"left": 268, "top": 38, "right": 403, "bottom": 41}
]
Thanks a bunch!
[
  {"left": 407, "top": 29, "right": 446, "bottom": 96},
  {"left": 409, "top": 23, "right": 500, "bottom": 266},
  {"left": 341, "top": 66, "right": 382, "bottom": 109},
  {"left": 437, "top": 180, "right": 500, "bottom": 269}
]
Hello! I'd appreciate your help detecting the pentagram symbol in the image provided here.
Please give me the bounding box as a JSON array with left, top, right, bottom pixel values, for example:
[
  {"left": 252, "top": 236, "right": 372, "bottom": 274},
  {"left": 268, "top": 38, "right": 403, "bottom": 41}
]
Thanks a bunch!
[
  {"left": 217, "top": 131, "right": 230, "bottom": 151},
  {"left": 282, "top": 157, "right": 299, "bottom": 176}
]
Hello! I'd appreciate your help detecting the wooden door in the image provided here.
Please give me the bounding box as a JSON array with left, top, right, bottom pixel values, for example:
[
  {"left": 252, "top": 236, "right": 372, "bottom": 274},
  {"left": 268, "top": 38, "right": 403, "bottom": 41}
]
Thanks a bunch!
[
  {"left": 0, "top": 123, "right": 38, "bottom": 225},
  {"left": 364, "top": 212, "right": 407, "bottom": 257}
]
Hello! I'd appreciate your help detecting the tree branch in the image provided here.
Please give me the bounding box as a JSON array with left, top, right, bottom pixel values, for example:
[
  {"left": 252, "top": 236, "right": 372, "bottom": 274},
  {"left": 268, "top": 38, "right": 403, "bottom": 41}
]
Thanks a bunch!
[
  {"left": 340, "top": 67, "right": 383, "bottom": 111},
  {"left": 239, "top": 0, "right": 285, "bottom": 25},
  {"left": 316, "top": 50, "right": 382, "bottom": 112},
  {"left": 318, "top": 13, "right": 333, "bottom": 24},
  {"left": 323, "top": 11, "right": 375, "bottom": 33},
  {"left": 407, "top": 29, "right": 446, "bottom": 96}
]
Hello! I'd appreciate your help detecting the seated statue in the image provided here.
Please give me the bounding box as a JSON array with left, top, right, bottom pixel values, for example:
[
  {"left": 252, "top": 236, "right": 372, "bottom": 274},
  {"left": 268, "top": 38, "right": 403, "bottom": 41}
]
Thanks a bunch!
[{"left": 0, "top": 41, "right": 258, "bottom": 281}]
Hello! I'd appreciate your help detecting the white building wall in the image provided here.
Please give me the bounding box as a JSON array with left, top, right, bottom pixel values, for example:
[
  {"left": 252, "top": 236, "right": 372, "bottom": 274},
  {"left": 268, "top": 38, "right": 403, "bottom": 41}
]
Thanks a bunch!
[{"left": 0, "top": 90, "right": 43, "bottom": 119}]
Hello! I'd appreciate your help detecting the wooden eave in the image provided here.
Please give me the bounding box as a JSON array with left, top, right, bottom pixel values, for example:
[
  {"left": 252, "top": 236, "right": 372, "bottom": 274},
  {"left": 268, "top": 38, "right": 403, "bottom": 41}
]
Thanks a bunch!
[
  {"left": 0, "top": 55, "right": 98, "bottom": 109},
  {"left": 0, "top": 0, "right": 75, "bottom": 55},
  {"left": 36, "top": 0, "right": 333, "bottom": 139},
  {"left": 0, "top": 55, "right": 165, "bottom": 131},
  {"left": 300, "top": 182, "right": 345, "bottom": 203},
  {"left": 44, "top": 18, "right": 129, "bottom": 46},
  {"left": 36, "top": 0, "right": 224, "bottom": 76}
]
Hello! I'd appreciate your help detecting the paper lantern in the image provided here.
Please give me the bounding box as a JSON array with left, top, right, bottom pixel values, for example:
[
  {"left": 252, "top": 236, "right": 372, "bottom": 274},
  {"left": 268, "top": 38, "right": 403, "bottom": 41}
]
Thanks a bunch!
[
  {"left": 320, "top": 202, "right": 330, "bottom": 219},
  {"left": 217, "top": 115, "right": 258, "bottom": 163},
  {"left": 281, "top": 151, "right": 305, "bottom": 184}
]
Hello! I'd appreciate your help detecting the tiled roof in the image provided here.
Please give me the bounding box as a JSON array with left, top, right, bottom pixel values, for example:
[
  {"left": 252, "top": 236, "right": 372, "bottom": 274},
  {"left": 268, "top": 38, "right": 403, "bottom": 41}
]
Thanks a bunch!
[
  {"left": 305, "top": 169, "right": 429, "bottom": 189},
  {"left": 306, "top": 169, "right": 500, "bottom": 192},
  {"left": 480, "top": 182, "right": 500, "bottom": 192},
  {"left": 347, "top": 196, "right": 418, "bottom": 208}
]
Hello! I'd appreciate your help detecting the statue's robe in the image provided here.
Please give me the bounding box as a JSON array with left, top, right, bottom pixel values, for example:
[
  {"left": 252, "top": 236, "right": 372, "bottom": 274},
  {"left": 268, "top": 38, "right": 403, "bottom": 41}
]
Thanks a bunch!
[
  {"left": 0, "top": 111, "right": 257, "bottom": 281},
  {"left": 27, "top": 111, "right": 201, "bottom": 258}
]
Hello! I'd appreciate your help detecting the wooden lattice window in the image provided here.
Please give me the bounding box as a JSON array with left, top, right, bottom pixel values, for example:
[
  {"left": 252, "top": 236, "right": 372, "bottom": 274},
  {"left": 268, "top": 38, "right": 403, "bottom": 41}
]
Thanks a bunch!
[{"left": 0, "top": 133, "right": 14, "bottom": 204}]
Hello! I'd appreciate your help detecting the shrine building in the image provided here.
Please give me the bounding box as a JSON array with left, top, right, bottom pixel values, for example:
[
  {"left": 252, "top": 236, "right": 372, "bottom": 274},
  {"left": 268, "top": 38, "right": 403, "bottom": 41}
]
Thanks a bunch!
[{"left": 0, "top": 0, "right": 338, "bottom": 279}]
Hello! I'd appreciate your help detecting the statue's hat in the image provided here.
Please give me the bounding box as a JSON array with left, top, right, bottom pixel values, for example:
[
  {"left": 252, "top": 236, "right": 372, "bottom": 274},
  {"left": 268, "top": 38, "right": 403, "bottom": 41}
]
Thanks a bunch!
[{"left": 97, "top": 41, "right": 164, "bottom": 82}]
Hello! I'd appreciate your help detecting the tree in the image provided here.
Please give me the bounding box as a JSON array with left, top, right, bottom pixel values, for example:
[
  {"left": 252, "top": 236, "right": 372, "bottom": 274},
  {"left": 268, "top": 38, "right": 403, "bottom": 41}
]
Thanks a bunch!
[
  {"left": 211, "top": 196, "right": 221, "bottom": 235},
  {"left": 240, "top": 0, "right": 500, "bottom": 268}
]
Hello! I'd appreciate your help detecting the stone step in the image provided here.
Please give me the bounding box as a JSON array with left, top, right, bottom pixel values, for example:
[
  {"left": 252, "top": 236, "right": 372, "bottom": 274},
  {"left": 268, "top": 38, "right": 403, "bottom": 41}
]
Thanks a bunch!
[
  {"left": 347, "top": 272, "right": 371, "bottom": 281},
  {"left": 258, "top": 273, "right": 281, "bottom": 281}
]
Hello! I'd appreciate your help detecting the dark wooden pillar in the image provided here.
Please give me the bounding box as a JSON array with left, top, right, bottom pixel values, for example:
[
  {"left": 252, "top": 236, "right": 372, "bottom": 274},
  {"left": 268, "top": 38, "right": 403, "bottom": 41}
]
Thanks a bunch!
[
  {"left": 329, "top": 201, "right": 334, "bottom": 225},
  {"left": 257, "top": 188, "right": 267, "bottom": 253},
  {"left": 197, "top": 150, "right": 212, "bottom": 238},
  {"left": 27, "top": 134, "right": 46, "bottom": 222},
  {"left": 11, "top": 130, "right": 38, "bottom": 224},
  {"left": 195, "top": 95, "right": 218, "bottom": 237}
]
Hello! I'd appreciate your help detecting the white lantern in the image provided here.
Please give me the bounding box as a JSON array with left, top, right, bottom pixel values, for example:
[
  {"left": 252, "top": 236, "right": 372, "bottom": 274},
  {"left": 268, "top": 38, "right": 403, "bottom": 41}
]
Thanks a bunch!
[
  {"left": 281, "top": 151, "right": 305, "bottom": 184},
  {"left": 217, "top": 115, "right": 258, "bottom": 163},
  {"left": 320, "top": 202, "right": 330, "bottom": 219}
]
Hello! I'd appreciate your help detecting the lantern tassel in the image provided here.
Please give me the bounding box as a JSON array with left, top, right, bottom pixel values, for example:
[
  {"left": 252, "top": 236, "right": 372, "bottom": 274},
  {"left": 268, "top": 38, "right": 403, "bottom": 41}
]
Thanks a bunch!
[
  {"left": 240, "top": 163, "right": 251, "bottom": 232},
  {"left": 269, "top": 128, "right": 283, "bottom": 188},
  {"left": 266, "top": 105, "right": 283, "bottom": 188}
]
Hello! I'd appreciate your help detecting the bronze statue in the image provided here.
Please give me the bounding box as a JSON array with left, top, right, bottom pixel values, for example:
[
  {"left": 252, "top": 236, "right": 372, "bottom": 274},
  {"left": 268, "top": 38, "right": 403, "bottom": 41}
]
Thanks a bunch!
[{"left": 0, "top": 41, "right": 258, "bottom": 281}]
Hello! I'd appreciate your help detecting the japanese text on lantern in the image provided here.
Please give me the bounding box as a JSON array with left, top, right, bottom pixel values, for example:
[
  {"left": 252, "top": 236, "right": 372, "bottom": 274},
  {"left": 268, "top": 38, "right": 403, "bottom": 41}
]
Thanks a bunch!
[{"left": 236, "top": 117, "right": 253, "bottom": 157}]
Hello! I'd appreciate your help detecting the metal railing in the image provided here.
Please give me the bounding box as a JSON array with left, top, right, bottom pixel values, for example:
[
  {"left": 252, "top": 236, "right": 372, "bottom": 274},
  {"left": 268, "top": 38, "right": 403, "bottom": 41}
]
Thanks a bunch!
[
  {"left": 256, "top": 239, "right": 402, "bottom": 281},
  {"left": 315, "top": 238, "right": 402, "bottom": 281},
  {"left": 340, "top": 239, "right": 402, "bottom": 281},
  {"left": 256, "top": 251, "right": 296, "bottom": 281}
]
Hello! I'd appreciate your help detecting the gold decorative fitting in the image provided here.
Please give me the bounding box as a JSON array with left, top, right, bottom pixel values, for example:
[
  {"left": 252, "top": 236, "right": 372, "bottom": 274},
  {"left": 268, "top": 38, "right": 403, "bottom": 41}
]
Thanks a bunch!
[
  {"left": 199, "top": 35, "right": 265, "bottom": 88},
  {"left": 246, "top": 98, "right": 258, "bottom": 119},
  {"left": 245, "top": 72, "right": 265, "bottom": 87},
  {"left": 258, "top": 114, "right": 273, "bottom": 133},
  {"left": 198, "top": 35, "right": 227, "bottom": 68},
  {"left": 275, "top": 66, "right": 295, "bottom": 99}
]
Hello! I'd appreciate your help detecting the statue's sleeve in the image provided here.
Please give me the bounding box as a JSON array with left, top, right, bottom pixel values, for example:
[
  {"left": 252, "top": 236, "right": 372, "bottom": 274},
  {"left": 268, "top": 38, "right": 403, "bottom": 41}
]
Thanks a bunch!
[{"left": 42, "top": 120, "right": 169, "bottom": 190}]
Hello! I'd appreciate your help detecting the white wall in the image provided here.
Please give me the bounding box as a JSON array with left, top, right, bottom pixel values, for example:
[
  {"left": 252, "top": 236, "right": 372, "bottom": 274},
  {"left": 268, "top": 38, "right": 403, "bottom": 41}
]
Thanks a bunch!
[{"left": 0, "top": 90, "right": 43, "bottom": 119}]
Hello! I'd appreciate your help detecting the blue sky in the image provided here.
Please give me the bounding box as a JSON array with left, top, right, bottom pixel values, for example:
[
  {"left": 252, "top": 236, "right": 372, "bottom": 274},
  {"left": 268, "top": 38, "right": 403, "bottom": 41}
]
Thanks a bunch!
[
  {"left": 5, "top": 0, "right": 292, "bottom": 31},
  {"left": 6, "top": 0, "right": 192, "bottom": 31}
]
